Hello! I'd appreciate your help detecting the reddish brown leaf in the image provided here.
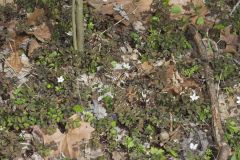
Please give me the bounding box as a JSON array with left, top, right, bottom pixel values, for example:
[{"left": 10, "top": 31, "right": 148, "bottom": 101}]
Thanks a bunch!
[{"left": 27, "top": 8, "right": 45, "bottom": 26}]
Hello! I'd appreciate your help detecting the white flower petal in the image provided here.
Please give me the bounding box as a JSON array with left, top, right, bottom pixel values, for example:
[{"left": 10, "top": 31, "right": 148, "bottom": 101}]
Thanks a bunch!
[
  {"left": 189, "top": 143, "right": 198, "bottom": 150},
  {"left": 236, "top": 96, "right": 240, "bottom": 104},
  {"left": 57, "top": 76, "right": 64, "bottom": 83},
  {"left": 190, "top": 90, "right": 199, "bottom": 101}
]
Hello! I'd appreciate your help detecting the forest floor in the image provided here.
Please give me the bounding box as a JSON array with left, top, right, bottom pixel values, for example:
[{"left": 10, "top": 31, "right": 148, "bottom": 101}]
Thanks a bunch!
[{"left": 0, "top": 0, "right": 240, "bottom": 159}]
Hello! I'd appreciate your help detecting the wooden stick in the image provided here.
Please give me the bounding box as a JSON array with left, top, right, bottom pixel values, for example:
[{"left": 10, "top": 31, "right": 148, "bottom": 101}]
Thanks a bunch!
[{"left": 187, "top": 25, "right": 231, "bottom": 160}]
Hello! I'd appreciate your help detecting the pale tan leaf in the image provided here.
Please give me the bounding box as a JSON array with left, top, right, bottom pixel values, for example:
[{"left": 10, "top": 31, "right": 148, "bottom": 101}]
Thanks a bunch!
[
  {"left": 27, "top": 23, "right": 51, "bottom": 42},
  {"left": 140, "top": 61, "right": 154, "bottom": 73},
  {"left": 136, "top": 0, "right": 153, "bottom": 13},
  {"left": 7, "top": 50, "right": 23, "bottom": 73},
  {"left": 33, "top": 115, "right": 95, "bottom": 159}
]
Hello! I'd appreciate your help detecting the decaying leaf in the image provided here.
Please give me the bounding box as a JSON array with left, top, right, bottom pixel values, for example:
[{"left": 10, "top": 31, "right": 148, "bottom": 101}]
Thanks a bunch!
[
  {"left": 220, "top": 25, "right": 240, "bottom": 53},
  {"left": 140, "top": 61, "right": 154, "bottom": 74},
  {"left": 28, "top": 39, "right": 41, "bottom": 56},
  {"left": 32, "top": 115, "right": 95, "bottom": 159},
  {"left": 87, "top": 0, "right": 153, "bottom": 24},
  {"left": 27, "top": 23, "right": 51, "bottom": 42},
  {"left": 6, "top": 20, "right": 17, "bottom": 38},
  {"left": 6, "top": 50, "right": 23, "bottom": 73},
  {"left": 112, "top": 151, "right": 127, "bottom": 160},
  {"left": 92, "top": 100, "right": 107, "bottom": 119},
  {"left": 169, "top": 0, "right": 209, "bottom": 26},
  {"left": 27, "top": 8, "right": 45, "bottom": 26},
  {"left": 162, "top": 62, "right": 199, "bottom": 94}
]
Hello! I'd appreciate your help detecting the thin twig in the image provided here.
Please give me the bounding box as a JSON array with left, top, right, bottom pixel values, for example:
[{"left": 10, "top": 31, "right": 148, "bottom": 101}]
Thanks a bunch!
[
  {"left": 230, "top": 0, "right": 240, "bottom": 16},
  {"left": 216, "top": 71, "right": 222, "bottom": 99}
]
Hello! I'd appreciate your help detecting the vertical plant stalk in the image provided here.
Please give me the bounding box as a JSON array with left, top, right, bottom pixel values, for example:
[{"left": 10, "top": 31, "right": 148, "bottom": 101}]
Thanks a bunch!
[
  {"left": 187, "top": 25, "right": 230, "bottom": 160},
  {"left": 76, "top": 0, "right": 84, "bottom": 52},
  {"left": 72, "top": 0, "right": 77, "bottom": 50}
]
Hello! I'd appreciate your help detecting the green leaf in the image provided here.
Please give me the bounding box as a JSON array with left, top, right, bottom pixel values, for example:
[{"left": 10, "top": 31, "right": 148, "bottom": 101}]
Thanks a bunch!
[
  {"left": 150, "top": 147, "right": 164, "bottom": 155},
  {"left": 111, "top": 61, "right": 117, "bottom": 68},
  {"left": 125, "top": 137, "right": 135, "bottom": 149},
  {"left": 196, "top": 17, "right": 205, "bottom": 25},
  {"left": 171, "top": 5, "right": 182, "bottom": 14},
  {"left": 73, "top": 105, "right": 84, "bottom": 113},
  {"left": 213, "top": 24, "right": 226, "bottom": 30}
]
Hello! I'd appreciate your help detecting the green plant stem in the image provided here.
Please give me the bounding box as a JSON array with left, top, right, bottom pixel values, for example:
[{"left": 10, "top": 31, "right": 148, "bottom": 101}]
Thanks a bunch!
[
  {"left": 76, "top": 0, "right": 84, "bottom": 52},
  {"left": 72, "top": 0, "right": 77, "bottom": 50}
]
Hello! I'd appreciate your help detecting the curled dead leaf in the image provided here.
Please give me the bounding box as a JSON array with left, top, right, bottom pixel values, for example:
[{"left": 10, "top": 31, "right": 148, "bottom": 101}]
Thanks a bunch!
[{"left": 27, "top": 23, "right": 51, "bottom": 42}]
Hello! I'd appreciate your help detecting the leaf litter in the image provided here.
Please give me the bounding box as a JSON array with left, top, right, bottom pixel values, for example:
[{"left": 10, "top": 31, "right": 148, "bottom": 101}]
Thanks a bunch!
[{"left": 1, "top": 0, "right": 240, "bottom": 159}]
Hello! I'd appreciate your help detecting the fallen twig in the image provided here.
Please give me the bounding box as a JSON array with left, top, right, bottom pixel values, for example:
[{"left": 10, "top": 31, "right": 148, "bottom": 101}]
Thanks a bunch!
[
  {"left": 187, "top": 25, "right": 231, "bottom": 160},
  {"left": 230, "top": 0, "right": 240, "bottom": 16}
]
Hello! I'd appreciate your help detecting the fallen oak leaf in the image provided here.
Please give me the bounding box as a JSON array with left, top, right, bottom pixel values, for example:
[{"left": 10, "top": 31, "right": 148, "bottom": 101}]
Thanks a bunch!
[
  {"left": 6, "top": 49, "right": 23, "bottom": 73},
  {"left": 140, "top": 61, "right": 154, "bottom": 74},
  {"left": 27, "top": 23, "right": 51, "bottom": 42},
  {"left": 26, "top": 8, "right": 45, "bottom": 26},
  {"left": 28, "top": 39, "right": 41, "bottom": 57},
  {"left": 220, "top": 25, "right": 240, "bottom": 53},
  {"left": 87, "top": 0, "right": 153, "bottom": 24},
  {"left": 32, "top": 115, "right": 95, "bottom": 159}
]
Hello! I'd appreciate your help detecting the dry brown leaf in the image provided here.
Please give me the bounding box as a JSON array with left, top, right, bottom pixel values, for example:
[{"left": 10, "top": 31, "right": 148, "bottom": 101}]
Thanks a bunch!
[
  {"left": 6, "top": 49, "right": 23, "bottom": 73},
  {"left": 27, "top": 8, "right": 45, "bottom": 26},
  {"left": 140, "top": 61, "right": 154, "bottom": 73},
  {"left": 33, "top": 115, "right": 95, "bottom": 159},
  {"left": 27, "top": 23, "right": 51, "bottom": 42},
  {"left": 220, "top": 25, "right": 240, "bottom": 53},
  {"left": 112, "top": 151, "right": 127, "bottom": 160},
  {"left": 6, "top": 20, "right": 17, "bottom": 38},
  {"left": 87, "top": 0, "right": 152, "bottom": 24},
  {"left": 28, "top": 39, "right": 41, "bottom": 56},
  {"left": 135, "top": 0, "right": 153, "bottom": 13}
]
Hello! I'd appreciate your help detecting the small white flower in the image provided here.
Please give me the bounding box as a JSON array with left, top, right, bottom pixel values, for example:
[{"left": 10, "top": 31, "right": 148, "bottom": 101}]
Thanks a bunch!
[
  {"left": 122, "top": 63, "right": 131, "bottom": 69},
  {"left": 237, "top": 96, "right": 240, "bottom": 105},
  {"left": 190, "top": 90, "right": 199, "bottom": 101},
  {"left": 189, "top": 143, "right": 198, "bottom": 150},
  {"left": 114, "top": 63, "right": 123, "bottom": 70},
  {"left": 141, "top": 92, "right": 147, "bottom": 98},
  {"left": 144, "top": 142, "right": 150, "bottom": 148},
  {"left": 57, "top": 76, "right": 64, "bottom": 83}
]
